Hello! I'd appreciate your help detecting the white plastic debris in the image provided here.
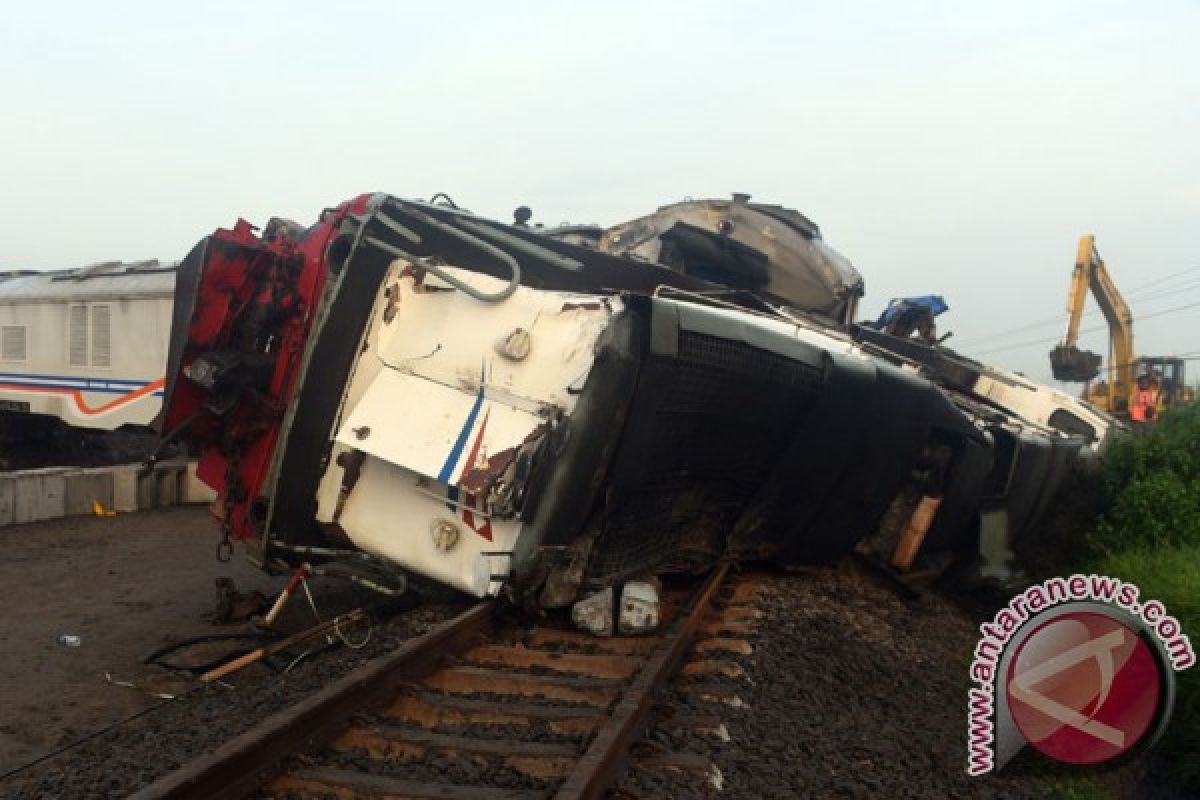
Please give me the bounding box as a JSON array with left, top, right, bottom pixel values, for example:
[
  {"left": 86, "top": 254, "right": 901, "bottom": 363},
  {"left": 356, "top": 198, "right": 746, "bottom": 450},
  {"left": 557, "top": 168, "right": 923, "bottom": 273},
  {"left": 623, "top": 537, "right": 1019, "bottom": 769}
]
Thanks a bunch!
[
  {"left": 617, "top": 580, "right": 660, "bottom": 635},
  {"left": 570, "top": 580, "right": 661, "bottom": 637},
  {"left": 709, "top": 764, "right": 725, "bottom": 791},
  {"left": 571, "top": 587, "right": 615, "bottom": 637}
]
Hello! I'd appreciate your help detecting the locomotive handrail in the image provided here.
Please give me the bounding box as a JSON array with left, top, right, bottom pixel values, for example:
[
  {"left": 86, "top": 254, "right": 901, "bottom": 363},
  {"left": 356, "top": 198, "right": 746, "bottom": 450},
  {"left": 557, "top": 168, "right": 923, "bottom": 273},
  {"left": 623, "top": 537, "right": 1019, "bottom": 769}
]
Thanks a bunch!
[{"left": 367, "top": 206, "right": 522, "bottom": 303}]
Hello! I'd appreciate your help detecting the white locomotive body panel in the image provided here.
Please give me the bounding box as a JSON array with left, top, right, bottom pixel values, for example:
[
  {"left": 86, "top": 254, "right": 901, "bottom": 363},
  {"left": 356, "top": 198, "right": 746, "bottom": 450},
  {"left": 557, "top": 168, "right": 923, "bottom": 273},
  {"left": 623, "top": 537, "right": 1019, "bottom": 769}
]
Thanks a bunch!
[
  {"left": 973, "top": 368, "right": 1117, "bottom": 452},
  {"left": 313, "top": 263, "right": 620, "bottom": 597}
]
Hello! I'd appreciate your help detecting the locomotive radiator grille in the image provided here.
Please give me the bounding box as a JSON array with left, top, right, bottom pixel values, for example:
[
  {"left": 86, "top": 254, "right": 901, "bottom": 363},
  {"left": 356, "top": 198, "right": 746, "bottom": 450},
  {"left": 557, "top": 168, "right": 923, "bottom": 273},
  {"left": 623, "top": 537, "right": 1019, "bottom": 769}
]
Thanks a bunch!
[{"left": 585, "top": 331, "right": 822, "bottom": 585}]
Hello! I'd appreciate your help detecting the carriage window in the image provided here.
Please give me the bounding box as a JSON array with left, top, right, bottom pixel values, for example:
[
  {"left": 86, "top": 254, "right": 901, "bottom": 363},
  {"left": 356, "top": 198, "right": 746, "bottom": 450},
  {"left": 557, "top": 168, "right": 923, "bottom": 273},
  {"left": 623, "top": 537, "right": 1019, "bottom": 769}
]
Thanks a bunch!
[
  {"left": 1048, "top": 409, "right": 1097, "bottom": 443},
  {"left": 1, "top": 326, "right": 26, "bottom": 363},
  {"left": 69, "top": 305, "right": 88, "bottom": 367}
]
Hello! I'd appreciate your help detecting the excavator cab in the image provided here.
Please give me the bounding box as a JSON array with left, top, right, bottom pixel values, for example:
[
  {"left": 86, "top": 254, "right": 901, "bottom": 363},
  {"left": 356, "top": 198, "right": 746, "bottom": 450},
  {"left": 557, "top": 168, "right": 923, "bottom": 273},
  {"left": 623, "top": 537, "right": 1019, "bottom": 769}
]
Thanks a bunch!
[{"left": 1139, "top": 357, "right": 1191, "bottom": 407}]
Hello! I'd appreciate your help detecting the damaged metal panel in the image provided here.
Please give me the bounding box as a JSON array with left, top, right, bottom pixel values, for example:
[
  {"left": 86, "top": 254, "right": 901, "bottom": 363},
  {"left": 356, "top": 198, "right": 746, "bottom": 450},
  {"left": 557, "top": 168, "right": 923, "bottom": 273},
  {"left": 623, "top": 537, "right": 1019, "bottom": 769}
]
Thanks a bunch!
[
  {"left": 853, "top": 324, "right": 1117, "bottom": 451},
  {"left": 524, "top": 294, "right": 990, "bottom": 595},
  {"left": 599, "top": 195, "right": 864, "bottom": 323},
  {"left": 308, "top": 264, "right": 622, "bottom": 597}
]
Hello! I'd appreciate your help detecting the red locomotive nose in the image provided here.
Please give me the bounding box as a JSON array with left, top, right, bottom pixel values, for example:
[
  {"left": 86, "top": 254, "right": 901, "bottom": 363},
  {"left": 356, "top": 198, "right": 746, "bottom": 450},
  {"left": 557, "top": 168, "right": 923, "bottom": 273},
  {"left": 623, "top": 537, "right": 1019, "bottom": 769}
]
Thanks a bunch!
[{"left": 160, "top": 194, "right": 375, "bottom": 544}]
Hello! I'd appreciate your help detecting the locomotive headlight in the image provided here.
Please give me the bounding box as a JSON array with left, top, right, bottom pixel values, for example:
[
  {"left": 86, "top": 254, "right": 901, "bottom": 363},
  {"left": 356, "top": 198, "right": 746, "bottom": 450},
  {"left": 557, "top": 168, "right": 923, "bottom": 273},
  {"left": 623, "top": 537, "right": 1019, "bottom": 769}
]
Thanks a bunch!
[{"left": 183, "top": 357, "right": 219, "bottom": 389}]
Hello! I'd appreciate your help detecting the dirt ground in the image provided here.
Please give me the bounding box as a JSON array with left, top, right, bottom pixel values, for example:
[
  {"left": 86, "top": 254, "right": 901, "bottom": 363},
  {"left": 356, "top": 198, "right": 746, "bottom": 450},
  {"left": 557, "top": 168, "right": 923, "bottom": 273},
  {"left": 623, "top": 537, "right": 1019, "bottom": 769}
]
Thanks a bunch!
[
  {"left": 0, "top": 506, "right": 281, "bottom": 776},
  {"left": 0, "top": 506, "right": 467, "bottom": 800}
]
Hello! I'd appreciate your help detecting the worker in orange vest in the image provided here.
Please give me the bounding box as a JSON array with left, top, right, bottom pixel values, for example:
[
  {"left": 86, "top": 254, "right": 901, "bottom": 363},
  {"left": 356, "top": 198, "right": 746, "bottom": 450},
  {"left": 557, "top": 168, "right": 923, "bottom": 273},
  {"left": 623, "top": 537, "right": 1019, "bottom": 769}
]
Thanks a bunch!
[{"left": 1130, "top": 373, "right": 1160, "bottom": 425}]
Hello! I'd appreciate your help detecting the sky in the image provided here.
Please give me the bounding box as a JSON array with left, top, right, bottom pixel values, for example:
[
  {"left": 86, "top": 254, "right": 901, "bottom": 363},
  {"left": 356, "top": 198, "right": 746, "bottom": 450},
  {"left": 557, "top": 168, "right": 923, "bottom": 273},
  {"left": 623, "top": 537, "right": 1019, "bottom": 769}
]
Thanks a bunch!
[{"left": 1, "top": 0, "right": 1197, "bottom": 383}]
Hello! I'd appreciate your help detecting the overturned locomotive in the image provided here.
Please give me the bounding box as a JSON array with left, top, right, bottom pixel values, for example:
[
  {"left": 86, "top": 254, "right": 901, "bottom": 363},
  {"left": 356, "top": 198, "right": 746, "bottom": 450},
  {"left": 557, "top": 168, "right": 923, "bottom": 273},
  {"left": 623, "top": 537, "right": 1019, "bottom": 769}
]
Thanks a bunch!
[{"left": 161, "top": 193, "right": 1093, "bottom": 629}]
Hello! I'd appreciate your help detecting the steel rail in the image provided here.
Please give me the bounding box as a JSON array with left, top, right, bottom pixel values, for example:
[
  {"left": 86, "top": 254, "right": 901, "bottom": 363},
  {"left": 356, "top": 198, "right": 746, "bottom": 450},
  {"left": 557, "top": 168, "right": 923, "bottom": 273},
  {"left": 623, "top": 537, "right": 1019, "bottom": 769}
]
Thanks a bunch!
[
  {"left": 554, "top": 561, "right": 733, "bottom": 800},
  {"left": 128, "top": 601, "right": 496, "bottom": 800},
  {"left": 132, "top": 563, "right": 734, "bottom": 800}
]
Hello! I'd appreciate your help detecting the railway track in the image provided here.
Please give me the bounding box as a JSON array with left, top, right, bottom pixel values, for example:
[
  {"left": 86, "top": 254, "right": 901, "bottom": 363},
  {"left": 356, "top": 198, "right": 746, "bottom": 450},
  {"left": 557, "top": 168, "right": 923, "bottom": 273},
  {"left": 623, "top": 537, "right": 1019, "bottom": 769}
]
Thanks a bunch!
[{"left": 130, "top": 562, "right": 770, "bottom": 800}]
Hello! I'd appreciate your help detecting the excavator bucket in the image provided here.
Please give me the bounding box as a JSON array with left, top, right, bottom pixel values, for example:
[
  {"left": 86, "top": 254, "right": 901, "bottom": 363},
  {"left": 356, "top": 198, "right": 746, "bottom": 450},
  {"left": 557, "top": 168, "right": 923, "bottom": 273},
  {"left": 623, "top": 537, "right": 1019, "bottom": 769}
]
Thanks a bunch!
[{"left": 1049, "top": 344, "right": 1103, "bottom": 382}]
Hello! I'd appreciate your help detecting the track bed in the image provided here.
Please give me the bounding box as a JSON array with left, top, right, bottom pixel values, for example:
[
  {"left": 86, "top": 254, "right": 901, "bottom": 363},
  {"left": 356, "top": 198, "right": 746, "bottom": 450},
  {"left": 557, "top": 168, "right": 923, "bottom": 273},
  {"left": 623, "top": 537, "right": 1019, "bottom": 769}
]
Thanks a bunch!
[{"left": 134, "top": 566, "right": 763, "bottom": 800}]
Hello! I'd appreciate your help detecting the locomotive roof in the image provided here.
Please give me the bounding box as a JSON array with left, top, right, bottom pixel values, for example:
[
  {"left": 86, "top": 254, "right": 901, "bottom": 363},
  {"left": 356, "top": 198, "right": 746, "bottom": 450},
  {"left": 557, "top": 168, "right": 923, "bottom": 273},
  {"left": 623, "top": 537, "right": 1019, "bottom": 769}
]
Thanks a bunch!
[{"left": 0, "top": 260, "right": 175, "bottom": 303}]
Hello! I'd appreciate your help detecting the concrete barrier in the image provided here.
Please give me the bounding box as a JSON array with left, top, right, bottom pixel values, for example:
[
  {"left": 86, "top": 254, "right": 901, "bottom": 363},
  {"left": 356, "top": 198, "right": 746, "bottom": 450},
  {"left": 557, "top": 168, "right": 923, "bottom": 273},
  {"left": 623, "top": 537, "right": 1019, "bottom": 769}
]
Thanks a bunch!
[
  {"left": 0, "top": 459, "right": 214, "bottom": 527},
  {"left": 65, "top": 468, "right": 115, "bottom": 516},
  {"left": 13, "top": 468, "right": 68, "bottom": 524}
]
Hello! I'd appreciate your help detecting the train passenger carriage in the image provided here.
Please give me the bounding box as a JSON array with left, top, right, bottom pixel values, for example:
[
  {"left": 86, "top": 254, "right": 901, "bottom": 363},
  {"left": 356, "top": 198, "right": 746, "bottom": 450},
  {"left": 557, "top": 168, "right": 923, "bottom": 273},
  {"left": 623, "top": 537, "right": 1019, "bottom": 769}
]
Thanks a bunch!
[{"left": 0, "top": 261, "right": 173, "bottom": 432}]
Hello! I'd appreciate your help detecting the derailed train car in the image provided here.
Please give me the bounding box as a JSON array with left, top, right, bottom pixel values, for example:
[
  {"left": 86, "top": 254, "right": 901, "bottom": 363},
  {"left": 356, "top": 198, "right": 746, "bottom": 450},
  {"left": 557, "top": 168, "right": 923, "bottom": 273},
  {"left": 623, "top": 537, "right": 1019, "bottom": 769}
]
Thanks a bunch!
[{"left": 160, "top": 193, "right": 1086, "bottom": 630}]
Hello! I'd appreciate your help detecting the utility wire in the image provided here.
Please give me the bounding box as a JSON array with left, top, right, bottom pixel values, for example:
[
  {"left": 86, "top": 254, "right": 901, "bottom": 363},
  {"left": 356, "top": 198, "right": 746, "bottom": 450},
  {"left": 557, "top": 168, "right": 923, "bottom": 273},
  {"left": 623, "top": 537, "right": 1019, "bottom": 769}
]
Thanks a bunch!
[
  {"left": 1122, "top": 264, "right": 1200, "bottom": 293},
  {"left": 954, "top": 270, "right": 1200, "bottom": 347},
  {"left": 964, "top": 289, "right": 1200, "bottom": 352},
  {"left": 970, "top": 299, "right": 1200, "bottom": 356},
  {"left": 0, "top": 694, "right": 183, "bottom": 782},
  {"left": 952, "top": 265, "right": 1200, "bottom": 346}
]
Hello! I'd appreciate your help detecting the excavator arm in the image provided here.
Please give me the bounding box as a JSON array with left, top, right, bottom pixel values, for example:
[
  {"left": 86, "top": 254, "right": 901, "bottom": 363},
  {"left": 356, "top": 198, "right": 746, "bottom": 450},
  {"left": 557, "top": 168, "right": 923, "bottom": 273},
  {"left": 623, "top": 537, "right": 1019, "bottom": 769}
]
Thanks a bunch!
[
  {"left": 1087, "top": 242, "right": 1136, "bottom": 407},
  {"left": 1062, "top": 236, "right": 1092, "bottom": 349},
  {"left": 1049, "top": 234, "right": 1136, "bottom": 412}
]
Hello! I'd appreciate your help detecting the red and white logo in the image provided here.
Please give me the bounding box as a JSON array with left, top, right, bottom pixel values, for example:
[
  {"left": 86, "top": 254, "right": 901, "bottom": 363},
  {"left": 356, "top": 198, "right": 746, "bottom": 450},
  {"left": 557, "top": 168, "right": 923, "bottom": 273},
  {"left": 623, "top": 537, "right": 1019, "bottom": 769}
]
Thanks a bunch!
[{"left": 1005, "top": 611, "right": 1163, "bottom": 765}]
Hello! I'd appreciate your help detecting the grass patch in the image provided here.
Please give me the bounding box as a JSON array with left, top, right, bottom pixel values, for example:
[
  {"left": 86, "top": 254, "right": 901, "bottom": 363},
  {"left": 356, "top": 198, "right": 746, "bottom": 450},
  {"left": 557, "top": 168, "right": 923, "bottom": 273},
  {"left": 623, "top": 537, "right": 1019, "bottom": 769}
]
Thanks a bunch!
[
  {"left": 1095, "top": 545, "right": 1200, "bottom": 789},
  {"left": 1046, "top": 772, "right": 1114, "bottom": 800},
  {"left": 1097, "top": 545, "right": 1200, "bottom": 614}
]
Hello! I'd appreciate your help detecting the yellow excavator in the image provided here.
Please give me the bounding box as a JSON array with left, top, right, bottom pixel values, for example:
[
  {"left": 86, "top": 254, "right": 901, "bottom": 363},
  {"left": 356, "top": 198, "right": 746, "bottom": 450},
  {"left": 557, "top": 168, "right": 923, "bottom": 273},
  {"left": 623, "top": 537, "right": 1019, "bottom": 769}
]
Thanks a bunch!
[{"left": 1049, "top": 234, "right": 1193, "bottom": 418}]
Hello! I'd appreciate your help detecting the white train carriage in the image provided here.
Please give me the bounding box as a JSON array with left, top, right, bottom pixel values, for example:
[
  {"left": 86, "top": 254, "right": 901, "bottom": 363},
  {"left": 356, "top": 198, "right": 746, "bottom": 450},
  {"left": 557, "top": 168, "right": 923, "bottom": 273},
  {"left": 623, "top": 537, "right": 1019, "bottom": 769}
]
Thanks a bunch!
[{"left": 0, "top": 261, "right": 173, "bottom": 431}]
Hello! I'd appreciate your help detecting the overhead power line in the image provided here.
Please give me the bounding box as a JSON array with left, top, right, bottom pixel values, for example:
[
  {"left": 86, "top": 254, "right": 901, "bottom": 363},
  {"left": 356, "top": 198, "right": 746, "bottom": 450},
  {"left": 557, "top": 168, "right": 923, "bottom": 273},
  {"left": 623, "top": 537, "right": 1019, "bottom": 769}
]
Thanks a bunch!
[
  {"left": 969, "top": 299, "right": 1200, "bottom": 356},
  {"left": 955, "top": 277, "right": 1200, "bottom": 347},
  {"left": 953, "top": 264, "right": 1200, "bottom": 347},
  {"left": 1123, "top": 264, "right": 1200, "bottom": 293}
]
